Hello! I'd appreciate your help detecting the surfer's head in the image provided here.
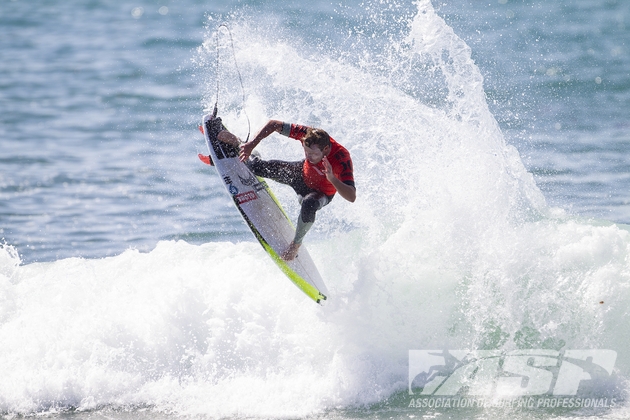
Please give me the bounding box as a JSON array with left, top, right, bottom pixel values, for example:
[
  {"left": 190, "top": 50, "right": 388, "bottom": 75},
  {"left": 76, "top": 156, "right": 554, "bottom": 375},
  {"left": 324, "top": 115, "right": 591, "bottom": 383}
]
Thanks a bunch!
[{"left": 302, "top": 128, "right": 331, "bottom": 164}]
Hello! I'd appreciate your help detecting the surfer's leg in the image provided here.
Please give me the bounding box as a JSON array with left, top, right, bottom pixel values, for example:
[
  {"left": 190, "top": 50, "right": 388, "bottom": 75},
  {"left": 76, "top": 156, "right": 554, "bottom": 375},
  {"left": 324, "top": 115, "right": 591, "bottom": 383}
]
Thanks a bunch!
[
  {"left": 294, "top": 192, "right": 333, "bottom": 244},
  {"left": 282, "top": 193, "right": 332, "bottom": 261},
  {"left": 247, "top": 158, "right": 303, "bottom": 186}
]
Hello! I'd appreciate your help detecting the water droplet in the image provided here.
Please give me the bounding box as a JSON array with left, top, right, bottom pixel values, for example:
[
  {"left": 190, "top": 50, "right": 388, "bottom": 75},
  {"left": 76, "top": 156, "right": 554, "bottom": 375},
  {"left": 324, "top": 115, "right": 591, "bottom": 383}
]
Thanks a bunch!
[{"left": 131, "top": 7, "right": 144, "bottom": 19}]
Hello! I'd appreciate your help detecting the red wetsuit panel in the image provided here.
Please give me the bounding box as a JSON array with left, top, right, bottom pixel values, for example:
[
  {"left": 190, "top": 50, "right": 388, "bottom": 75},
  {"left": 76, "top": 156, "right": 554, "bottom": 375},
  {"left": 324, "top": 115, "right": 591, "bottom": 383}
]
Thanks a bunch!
[{"left": 285, "top": 124, "right": 354, "bottom": 196}]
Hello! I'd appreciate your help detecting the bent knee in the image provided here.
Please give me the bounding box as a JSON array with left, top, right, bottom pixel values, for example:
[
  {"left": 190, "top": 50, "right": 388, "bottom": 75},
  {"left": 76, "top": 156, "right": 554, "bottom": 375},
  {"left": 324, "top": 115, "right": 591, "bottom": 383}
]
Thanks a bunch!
[{"left": 300, "top": 196, "right": 322, "bottom": 223}]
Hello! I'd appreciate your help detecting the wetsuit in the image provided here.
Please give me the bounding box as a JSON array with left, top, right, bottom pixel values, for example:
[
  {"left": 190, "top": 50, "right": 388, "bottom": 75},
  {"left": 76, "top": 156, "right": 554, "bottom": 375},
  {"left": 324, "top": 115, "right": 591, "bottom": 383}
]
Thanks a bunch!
[{"left": 248, "top": 122, "right": 355, "bottom": 244}]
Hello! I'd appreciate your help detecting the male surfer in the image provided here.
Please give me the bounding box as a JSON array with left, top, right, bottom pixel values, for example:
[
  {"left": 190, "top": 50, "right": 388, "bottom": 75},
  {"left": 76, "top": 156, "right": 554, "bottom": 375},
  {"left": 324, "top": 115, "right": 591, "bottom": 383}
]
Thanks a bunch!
[{"left": 216, "top": 120, "right": 355, "bottom": 261}]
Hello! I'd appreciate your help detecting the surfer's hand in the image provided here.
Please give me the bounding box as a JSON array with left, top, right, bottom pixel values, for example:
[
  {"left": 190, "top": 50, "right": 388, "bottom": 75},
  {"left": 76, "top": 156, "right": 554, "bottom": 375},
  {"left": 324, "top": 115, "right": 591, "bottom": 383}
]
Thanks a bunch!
[
  {"left": 322, "top": 156, "right": 334, "bottom": 180},
  {"left": 239, "top": 142, "right": 256, "bottom": 162}
]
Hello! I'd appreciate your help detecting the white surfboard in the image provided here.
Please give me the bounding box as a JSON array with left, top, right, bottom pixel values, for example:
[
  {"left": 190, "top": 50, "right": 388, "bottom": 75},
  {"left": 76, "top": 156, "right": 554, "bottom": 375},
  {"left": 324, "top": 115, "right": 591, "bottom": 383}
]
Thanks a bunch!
[{"left": 200, "top": 113, "right": 328, "bottom": 303}]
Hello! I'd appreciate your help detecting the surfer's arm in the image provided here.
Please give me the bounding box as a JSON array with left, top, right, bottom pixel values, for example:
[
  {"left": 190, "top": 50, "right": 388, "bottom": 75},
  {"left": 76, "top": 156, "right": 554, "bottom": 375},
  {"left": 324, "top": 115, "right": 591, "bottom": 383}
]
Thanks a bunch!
[
  {"left": 239, "top": 120, "right": 283, "bottom": 162},
  {"left": 323, "top": 156, "right": 356, "bottom": 202}
]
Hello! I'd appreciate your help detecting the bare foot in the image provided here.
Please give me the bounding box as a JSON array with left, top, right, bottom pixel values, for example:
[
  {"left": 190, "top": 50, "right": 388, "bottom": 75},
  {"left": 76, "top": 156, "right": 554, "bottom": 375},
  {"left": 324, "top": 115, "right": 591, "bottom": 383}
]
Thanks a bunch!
[
  {"left": 281, "top": 241, "right": 301, "bottom": 261},
  {"left": 217, "top": 130, "right": 241, "bottom": 147}
]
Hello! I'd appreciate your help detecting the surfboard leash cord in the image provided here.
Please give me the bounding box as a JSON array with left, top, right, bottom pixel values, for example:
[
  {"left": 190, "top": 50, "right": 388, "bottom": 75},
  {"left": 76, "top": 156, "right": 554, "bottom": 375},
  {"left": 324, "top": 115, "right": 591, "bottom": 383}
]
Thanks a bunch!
[{"left": 213, "top": 23, "right": 251, "bottom": 143}]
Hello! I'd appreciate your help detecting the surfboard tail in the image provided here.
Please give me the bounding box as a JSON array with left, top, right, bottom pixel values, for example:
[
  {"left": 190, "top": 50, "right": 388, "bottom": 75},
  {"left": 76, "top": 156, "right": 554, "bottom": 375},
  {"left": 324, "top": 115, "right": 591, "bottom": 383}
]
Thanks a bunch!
[{"left": 234, "top": 202, "right": 327, "bottom": 304}]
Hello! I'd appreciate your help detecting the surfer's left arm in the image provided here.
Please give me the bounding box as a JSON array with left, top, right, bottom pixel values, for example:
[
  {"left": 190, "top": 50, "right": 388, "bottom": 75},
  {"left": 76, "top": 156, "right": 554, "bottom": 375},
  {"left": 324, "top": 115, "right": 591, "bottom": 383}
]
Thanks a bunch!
[{"left": 323, "top": 156, "right": 356, "bottom": 202}]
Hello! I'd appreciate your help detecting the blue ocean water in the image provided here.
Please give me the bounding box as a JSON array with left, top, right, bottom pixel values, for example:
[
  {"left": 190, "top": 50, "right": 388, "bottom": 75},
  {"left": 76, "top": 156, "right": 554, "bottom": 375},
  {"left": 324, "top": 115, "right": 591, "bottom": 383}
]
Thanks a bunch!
[{"left": 1, "top": 0, "right": 630, "bottom": 419}]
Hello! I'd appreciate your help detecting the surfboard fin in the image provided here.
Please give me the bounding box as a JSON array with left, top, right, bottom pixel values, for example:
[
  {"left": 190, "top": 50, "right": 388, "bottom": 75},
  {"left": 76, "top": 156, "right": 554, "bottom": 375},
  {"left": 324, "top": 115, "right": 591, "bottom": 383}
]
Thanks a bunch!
[
  {"left": 198, "top": 154, "right": 213, "bottom": 166},
  {"left": 198, "top": 124, "right": 214, "bottom": 165}
]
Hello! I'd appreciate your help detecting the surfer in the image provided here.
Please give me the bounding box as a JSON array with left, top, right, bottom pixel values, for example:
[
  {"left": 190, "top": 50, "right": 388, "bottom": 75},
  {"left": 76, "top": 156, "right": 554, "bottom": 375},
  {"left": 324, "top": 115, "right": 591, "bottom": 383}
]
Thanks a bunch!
[{"left": 217, "top": 120, "right": 355, "bottom": 261}]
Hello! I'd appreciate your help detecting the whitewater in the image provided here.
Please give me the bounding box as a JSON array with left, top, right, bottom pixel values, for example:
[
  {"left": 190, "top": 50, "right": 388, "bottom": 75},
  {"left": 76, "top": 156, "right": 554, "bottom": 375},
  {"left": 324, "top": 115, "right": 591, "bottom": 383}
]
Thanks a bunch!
[{"left": 2, "top": 0, "right": 630, "bottom": 418}]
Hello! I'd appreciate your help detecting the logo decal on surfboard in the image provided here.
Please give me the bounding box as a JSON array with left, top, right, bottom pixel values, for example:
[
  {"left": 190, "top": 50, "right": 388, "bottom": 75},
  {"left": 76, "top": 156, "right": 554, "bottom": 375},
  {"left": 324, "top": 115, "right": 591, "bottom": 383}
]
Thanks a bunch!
[
  {"left": 238, "top": 172, "right": 267, "bottom": 192},
  {"left": 235, "top": 191, "right": 258, "bottom": 204},
  {"left": 238, "top": 172, "right": 257, "bottom": 186}
]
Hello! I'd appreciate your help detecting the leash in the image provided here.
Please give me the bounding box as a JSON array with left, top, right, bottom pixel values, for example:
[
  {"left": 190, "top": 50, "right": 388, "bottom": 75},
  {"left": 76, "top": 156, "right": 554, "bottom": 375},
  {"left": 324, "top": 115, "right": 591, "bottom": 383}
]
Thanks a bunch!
[{"left": 214, "top": 24, "right": 251, "bottom": 143}]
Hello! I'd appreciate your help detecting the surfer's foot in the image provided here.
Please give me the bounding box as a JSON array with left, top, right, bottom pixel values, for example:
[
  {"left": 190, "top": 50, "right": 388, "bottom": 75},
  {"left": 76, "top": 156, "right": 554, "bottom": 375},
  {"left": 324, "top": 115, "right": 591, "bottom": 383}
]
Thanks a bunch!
[
  {"left": 281, "top": 241, "right": 301, "bottom": 261},
  {"left": 217, "top": 130, "right": 241, "bottom": 147},
  {"left": 206, "top": 116, "right": 224, "bottom": 137}
]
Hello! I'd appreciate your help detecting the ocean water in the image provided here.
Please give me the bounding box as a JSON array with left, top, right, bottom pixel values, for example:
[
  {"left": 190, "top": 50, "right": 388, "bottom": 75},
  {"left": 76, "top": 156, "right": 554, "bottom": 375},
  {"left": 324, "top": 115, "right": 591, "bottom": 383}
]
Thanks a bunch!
[{"left": 2, "top": 0, "right": 630, "bottom": 419}]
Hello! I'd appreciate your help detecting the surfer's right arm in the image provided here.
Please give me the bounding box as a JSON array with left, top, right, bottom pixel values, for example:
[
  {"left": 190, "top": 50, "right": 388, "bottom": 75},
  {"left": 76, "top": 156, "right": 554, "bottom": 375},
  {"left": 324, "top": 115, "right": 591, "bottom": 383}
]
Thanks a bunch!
[{"left": 239, "top": 120, "right": 283, "bottom": 162}]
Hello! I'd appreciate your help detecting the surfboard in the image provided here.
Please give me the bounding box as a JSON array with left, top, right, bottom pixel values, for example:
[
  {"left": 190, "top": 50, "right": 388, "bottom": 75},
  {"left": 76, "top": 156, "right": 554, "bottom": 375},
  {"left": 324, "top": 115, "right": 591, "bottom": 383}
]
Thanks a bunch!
[{"left": 199, "top": 113, "right": 329, "bottom": 304}]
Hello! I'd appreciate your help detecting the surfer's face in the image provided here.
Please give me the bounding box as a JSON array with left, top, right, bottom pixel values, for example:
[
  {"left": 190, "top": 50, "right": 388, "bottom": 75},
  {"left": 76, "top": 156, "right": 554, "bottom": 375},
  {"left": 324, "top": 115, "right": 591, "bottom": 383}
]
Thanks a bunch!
[{"left": 303, "top": 143, "right": 328, "bottom": 164}]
